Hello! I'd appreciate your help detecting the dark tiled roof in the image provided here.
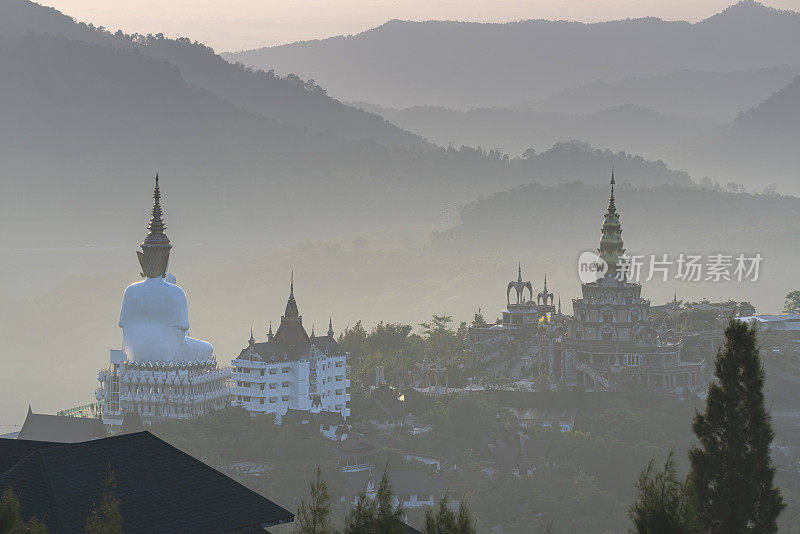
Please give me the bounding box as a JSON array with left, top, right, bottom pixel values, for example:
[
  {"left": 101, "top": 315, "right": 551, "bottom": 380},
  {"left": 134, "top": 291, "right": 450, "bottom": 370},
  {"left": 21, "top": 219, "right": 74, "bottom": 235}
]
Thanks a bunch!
[
  {"left": 236, "top": 334, "right": 342, "bottom": 364},
  {"left": 0, "top": 431, "right": 293, "bottom": 533},
  {"left": 0, "top": 438, "right": 62, "bottom": 474},
  {"left": 18, "top": 408, "right": 107, "bottom": 443}
]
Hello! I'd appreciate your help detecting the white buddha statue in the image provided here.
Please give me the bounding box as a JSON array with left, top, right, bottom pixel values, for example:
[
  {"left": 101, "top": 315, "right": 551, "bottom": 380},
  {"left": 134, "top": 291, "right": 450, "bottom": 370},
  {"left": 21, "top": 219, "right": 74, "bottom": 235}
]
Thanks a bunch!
[{"left": 118, "top": 176, "right": 213, "bottom": 363}]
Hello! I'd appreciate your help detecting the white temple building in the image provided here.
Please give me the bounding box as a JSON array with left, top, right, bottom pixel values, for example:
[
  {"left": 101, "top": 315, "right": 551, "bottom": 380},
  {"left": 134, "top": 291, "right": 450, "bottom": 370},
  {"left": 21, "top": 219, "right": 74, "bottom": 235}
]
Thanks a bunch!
[
  {"left": 231, "top": 275, "right": 350, "bottom": 421},
  {"left": 96, "top": 177, "right": 231, "bottom": 425}
]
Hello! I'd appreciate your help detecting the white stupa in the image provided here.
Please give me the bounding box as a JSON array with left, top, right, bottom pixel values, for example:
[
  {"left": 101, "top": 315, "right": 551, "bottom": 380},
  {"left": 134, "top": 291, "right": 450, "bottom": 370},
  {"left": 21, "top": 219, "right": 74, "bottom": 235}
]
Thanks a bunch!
[{"left": 96, "top": 177, "right": 230, "bottom": 425}]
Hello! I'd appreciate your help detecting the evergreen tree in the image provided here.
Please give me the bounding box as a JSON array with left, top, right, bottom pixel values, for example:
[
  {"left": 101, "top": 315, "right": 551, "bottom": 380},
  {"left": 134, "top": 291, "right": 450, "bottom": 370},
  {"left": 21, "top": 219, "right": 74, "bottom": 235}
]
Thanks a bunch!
[
  {"left": 295, "top": 467, "right": 333, "bottom": 534},
  {"left": 628, "top": 452, "right": 694, "bottom": 534},
  {"left": 423, "top": 496, "right": 476, "bottom": 534},
  {"left": 0, "top": 488, "right": 47, "bottom": 534},
  {"left": 86, "top": 469, "right": 122, "bottom": 534},
  {"left": 689, "top": 320, "right": 785, "bottom": 533},
  {"left": 343, "top": 472, "right": 404, "bottom": 534}
]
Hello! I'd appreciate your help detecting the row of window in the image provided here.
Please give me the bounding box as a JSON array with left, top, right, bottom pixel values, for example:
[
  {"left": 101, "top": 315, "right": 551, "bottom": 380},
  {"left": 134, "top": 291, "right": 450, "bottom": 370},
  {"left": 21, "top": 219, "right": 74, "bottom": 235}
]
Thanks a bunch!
[
  {"left": 236, "top": 395, "right": 291, "bottom": 404},
  {"left": 236, "top": 381, "right": 291, "bottom": 389},
  {"left": 235, "top": 366, "right": 291, "bottom": 375}
]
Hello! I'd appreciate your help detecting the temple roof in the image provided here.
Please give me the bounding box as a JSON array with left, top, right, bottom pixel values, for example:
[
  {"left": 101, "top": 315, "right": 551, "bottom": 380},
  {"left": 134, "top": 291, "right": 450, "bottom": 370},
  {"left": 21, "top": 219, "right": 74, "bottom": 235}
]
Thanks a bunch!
[
  {"left": 0, "top": 432, "right": 293, "bottom": 533},
  {"left": 17, "top": 407, "right": 107, "bottom": 443},
  {"left": 238, "top": 275, "right": 343, "bottom": 362}
]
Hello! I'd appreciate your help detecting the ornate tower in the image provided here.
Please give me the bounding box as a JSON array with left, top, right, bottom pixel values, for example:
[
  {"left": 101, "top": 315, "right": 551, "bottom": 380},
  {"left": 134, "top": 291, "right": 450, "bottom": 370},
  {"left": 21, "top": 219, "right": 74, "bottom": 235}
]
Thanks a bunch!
[
  {"left": 598, "top": 172, "right": 625, "bottom": 277},
  {"left": 137, "top": 175, "right": 172, "bottom": 278}
]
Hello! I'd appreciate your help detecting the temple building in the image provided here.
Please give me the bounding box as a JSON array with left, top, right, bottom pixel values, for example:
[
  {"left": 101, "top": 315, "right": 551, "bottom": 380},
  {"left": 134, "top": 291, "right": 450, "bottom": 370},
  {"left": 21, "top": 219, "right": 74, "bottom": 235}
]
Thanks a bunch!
[
  {"left": 231, "top": 275, "right": 350, "bottom": 421},
  {"left": 467, "top": 265, "right": 556, "bottom": 347},
  {"left": 467, "top": 173, "right": 708, "bottom": 392},
  {"left": 559, "top": 173, "right": 707, "bottom": 390},
  {"left": 96, "top": 177, "right": 231, "bottom": 425}
]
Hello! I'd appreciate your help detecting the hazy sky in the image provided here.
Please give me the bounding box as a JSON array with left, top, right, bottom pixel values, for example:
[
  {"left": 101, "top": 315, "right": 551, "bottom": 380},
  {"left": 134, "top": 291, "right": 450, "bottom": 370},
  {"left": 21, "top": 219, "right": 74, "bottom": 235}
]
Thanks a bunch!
[{"left": 40, "top": 0, "right": 800, "bottom": 52}]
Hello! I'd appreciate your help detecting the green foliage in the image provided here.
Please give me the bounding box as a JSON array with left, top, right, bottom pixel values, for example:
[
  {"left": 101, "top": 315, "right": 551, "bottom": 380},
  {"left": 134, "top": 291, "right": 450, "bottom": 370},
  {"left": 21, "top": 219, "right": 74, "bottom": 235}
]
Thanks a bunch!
[
  {"left": 343, "top": 472, "right": 404, "bottom": 534},
  {"left": 86, "top": 469, "right": 122, "bottom": 534},
  {"left": 628, "top": 452, "right": 695, "bottom": 534},
  {"left": 423, "top": 496, "right": 476, "bottom": 534},
  {"left": 0, "top": 488, "right": 47, "bottom": 534},
  {"left": 295, "top": 467, "right": 333, "bottom": 534},
  {"left": 689, "top": 320, "right": 785, "bottom": 533},
  {"left": 784, "top": 290, "right": 800, "bottom": 314}
]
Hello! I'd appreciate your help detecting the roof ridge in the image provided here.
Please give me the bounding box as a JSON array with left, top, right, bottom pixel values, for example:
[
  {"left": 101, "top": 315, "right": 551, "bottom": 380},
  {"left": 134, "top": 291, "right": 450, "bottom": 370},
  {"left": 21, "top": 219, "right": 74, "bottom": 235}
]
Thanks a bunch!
[{"left": 0, "top": 450, "right": 61, "bottom": 531}]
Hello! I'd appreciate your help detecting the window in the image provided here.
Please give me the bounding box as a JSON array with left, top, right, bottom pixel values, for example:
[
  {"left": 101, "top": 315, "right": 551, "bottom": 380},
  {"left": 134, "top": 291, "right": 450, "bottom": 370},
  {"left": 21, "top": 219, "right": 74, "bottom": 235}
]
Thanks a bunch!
[
  {"left": 336, "top": 361, "right": 344, "bottom": 368},
  {"left": 336, "top": 376, "right": 343, "bottom": 382},
  {"left": 282, "top": 367, "right": 290, "bottom": 373},
  {"left": 269, "top": 368, "right": 278, "bottom": 375},
  {"left": 282, "top": 395, "right": 290, "bottom": 402},
  {"left": 336, "top": 389, "right": 343, "bottom": 396},
  {"left": 269, "top": 383, "right": 277, "bottom": 389},
  {"left": 282, "top": 381, "right": 290, "bottom": 388},
  {"left": 260, "top": 370, "right": 265, "bottom": 376},
  {"left": 259, "top": 399, "right": 264, "bottom": 404},
  {"left": 260, "top": 384, "right": 265, "bottom": 391},
  {"left": 269, "top": 397, "right": 277, "bottom": 403}
]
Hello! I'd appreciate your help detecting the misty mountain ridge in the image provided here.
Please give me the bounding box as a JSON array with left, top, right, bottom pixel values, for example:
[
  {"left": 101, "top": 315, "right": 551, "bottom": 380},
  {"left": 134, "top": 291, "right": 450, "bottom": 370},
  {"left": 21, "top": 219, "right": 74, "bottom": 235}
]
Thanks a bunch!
[
  {"left": 226, "top": 1, "right": 800, "bottom": 109},
  {"left": 522, "top": 66, "right": 800, "bottom": 121},
  {"left": 667, "top": 75, "right": 800, "bottom": 193},
  {"left": 355, "top": 102, "right": 716, "bottom": 157},
  {"left": 0, "top": 0, "right": 428, "bottom": 151}
]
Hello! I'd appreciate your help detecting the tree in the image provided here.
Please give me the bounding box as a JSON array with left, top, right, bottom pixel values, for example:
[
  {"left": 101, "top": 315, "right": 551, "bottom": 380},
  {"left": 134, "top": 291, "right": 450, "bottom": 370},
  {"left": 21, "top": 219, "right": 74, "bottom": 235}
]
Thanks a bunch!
[
  {"left": 86, "top": 468, "right": 122, "bottom": 534},
  {"left": 423, "top": 496, "right": 476, "bottom": 534},
  {"left": 628, "top": 452, "right": 694, "bottom": 534},
  {"left": 0, "top": 488, "right": 47, "bottom": 534},
  {"left": 784, "top": 290, "right": 800, "bottom": 314},
  {"left": 295, "top": 467, "right": 332, "bottom": 534},
  {"left": 689, "top": 320, "right": 785, "bottom": 533},
  {"left": 343, "top": 472, "right": 404, "bottom": 534}
]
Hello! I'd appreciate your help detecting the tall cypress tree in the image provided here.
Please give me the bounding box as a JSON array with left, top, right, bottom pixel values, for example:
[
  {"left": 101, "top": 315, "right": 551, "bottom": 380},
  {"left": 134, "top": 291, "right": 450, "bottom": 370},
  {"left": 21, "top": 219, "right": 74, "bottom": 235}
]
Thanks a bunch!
[{"left": 689, "top": 320, "right": 785, "bottom": 533}]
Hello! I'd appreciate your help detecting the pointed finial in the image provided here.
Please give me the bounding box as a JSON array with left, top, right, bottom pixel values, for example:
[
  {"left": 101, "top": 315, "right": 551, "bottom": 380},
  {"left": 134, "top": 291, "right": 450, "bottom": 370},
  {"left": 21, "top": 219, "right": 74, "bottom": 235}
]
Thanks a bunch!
[
  {"left": 311, "top": 323, "right": 315, "bottom": 337},
  {"left": 558, "top": 295, "right": 562, "bottom": 315},
  {"left": 543, "top": 273, "right": 548, "bottom": 293},
  {"left": 268, "top": 321, "right": 273, "bottom": 340},
  {"left": 518, "top": 262, "right": 522, "bottom": 282},
  {"left": 290, "top": 270, "right": 294, "bottom": 298},
  {"left": 608, "top": 170, "right": 616, "bottom": 213},
  {"left": 138, "top": 174, "right": 172, "bottom": 278},
  {"left": 249, "top": 326, "right": 255, "bottom": 345},
  {"left": 328, "top": 317, "right": 334, "bottom": 337},
  {"left": 146, "top": 174, "right": 167, "bottom": 240}
]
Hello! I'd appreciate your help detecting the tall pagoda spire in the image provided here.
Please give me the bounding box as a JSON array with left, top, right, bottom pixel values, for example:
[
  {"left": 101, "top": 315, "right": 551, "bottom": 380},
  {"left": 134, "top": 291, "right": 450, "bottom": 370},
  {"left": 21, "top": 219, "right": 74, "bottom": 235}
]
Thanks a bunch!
[
  {"left": 284, "top": 272, "right": 299, "bottom": 319},
  {"left": 137, "top": 175, "right": 172, "bottom": 278},
  {"left": 598, "top": 171, "right": 625, "bottom": 278}
]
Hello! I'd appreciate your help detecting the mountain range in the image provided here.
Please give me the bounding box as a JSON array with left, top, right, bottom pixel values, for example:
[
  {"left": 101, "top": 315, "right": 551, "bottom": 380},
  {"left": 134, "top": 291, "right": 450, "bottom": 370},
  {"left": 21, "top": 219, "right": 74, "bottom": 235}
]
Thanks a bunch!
[{"left": 226, "top": 1, "right": 800, "bottom": 109}]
